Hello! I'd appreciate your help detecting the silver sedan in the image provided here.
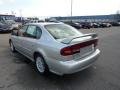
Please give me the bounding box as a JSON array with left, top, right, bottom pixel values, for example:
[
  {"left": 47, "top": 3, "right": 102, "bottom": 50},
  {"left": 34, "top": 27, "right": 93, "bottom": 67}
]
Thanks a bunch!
[{"left": 9, "top": 22, "right": 100, "bottom": 75}]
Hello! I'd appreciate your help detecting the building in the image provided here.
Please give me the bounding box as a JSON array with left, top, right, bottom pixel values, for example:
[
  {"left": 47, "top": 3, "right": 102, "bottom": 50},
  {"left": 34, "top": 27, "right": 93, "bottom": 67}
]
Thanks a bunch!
[
  {"left": 53, "top": 14, "right": 120, "bottom": 22},
  {"left": 0, "top": 14, "right": 15, "bottom": 21}
]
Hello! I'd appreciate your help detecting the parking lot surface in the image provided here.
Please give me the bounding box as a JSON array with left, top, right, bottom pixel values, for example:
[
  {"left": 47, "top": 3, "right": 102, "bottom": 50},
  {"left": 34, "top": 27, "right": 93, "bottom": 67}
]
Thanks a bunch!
[{"left": 0, "top": 27, "right": 120, "bottom": 90}]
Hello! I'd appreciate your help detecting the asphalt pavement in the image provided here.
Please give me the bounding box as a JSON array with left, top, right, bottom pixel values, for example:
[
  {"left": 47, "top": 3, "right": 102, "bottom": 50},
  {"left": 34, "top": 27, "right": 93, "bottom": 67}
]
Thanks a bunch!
[{"left": 0, "top": 27, "right": 120, "bottom": 90}]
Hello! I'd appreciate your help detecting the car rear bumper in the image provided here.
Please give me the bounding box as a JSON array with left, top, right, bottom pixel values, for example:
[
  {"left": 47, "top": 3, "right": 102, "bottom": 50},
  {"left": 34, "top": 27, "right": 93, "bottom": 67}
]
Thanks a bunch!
[{"left": 50, "top": 49, "right": 100, "bottom": 75}]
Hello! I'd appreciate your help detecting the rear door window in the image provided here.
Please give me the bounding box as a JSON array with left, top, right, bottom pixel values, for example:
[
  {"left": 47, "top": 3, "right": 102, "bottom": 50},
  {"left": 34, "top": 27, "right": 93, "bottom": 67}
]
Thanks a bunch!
[{"left": 25, "top": 25, "right": 42, "bottom": 39}]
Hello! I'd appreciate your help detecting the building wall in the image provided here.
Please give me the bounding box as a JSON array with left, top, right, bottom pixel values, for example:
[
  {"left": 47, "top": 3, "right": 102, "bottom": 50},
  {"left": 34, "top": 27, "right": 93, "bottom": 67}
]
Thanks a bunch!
[{"left": 53, "top": 14, "right": 120, "bottom": 22}]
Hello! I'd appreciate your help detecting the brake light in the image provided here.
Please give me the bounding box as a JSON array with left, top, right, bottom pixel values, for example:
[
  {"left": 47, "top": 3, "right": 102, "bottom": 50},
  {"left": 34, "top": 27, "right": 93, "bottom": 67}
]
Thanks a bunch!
[
  {"left": 60, "top": 46, "right": 80, "bottom": 56},
  {"left": 60, "top": 47, "right": 72, "bottom": 56},
  {"left": 60, "top": 39, "right": 98, "bottom": 56}
]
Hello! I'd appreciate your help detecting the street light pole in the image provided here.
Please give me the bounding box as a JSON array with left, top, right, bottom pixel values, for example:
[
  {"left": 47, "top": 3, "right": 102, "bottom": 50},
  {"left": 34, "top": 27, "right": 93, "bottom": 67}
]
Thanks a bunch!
[{"left": 71, "top": 0, "right": 73, "bottom": 22}]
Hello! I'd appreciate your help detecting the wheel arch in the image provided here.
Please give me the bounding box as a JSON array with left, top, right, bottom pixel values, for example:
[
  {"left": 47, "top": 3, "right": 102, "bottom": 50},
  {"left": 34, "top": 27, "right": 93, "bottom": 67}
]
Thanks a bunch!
[
  {"left": 33, "top": 51, "right": 50, "bottom": 70},
  {"left": 33, "top": 51, "right": 46, "bottom": 62}
]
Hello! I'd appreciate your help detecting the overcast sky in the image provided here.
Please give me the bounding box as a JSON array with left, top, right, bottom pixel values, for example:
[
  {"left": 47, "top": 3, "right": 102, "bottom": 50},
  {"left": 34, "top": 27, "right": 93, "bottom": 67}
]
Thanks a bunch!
[{"left": 0, "top": 0, "right": 120, "bottom": 17}]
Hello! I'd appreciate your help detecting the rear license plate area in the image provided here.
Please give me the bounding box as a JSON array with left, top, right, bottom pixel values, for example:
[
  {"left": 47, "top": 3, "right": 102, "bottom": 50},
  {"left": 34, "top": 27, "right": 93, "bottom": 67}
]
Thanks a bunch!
[{"left": 80, "top": 44, "right": 94, "bottom": 56}]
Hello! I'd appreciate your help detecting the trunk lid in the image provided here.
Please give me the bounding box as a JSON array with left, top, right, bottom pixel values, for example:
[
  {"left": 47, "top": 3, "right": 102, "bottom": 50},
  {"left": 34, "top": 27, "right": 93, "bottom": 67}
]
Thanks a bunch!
[{"left": 59, "top": 33, "right": 98, "bottom": 60}]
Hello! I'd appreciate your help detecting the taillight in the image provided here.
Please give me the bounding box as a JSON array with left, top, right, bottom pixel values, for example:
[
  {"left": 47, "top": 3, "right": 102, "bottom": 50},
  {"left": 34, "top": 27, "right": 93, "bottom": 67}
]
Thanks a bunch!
[
  {"left": 60, "top": 39, "right": 98, "bottom": 56},
  {"left": 60, "top": 46, "right": 80, "bottom": 56},
  {"left": 94, "top": 39, "right": 98, "bottom": 47},
  {"left": 60, "top": 47, "right": 72, "bottom": 56}
]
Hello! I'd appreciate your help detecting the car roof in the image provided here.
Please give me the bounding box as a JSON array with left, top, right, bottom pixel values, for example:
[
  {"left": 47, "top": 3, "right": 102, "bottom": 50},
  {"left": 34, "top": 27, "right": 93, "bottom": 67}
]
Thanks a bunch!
[{"left": 26, "top": 22, "right": 63, "bottom": 26}]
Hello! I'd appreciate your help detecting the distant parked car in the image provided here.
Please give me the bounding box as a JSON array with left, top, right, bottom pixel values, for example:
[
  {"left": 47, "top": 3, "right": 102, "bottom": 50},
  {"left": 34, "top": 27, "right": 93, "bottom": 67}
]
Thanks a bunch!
[
  {"left": 0, "top": 22, "right": 11, "bottom": 32},
  {"left": 99, "top": 23, "right": 108, "bottom": 28},
  {"left": 75, "top": 22, "right": 82, "bottom": 28},
  {"left": 29, "top": 20, "right": 38, "bottom": 23},
  {"left": 81, "top": 22, "right": 92, "bottom": 29},
  {"left": 5, "top": 20, "right": 21, "bottom": 30},
  {"left": 106, "top": 23, "right": 112, "bottom": 27},
  {"left": 9, "top": 22, "right": 100, "bottom": 75},
  {"left": 65, "top": 22, "right": 81, "bottom": 29},
  {"left": 110, "top": 22, "right": 120, "bottom": 26},
  {"left": 91, "top": 23, "right": 100, "bottom": 28}
]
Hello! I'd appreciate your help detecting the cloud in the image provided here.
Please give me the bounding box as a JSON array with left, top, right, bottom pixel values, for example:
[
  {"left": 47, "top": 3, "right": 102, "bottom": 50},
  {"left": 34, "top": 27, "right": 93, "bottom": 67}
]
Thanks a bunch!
[
  {"left": 0, "top": 0, "right": 3, "bottom": 5},
  {"left": 8, "top": 0, "right": 15, "bottom": 3},
  {"left": 0, "top": 0, "right": 15, "bottom": 5}
]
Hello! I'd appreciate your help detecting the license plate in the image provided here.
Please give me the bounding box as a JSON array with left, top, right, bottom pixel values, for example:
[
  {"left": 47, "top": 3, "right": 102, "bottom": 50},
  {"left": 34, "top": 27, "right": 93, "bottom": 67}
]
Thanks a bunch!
[{"left": 80, "top": 44, "right": 94, "bottom": 56}]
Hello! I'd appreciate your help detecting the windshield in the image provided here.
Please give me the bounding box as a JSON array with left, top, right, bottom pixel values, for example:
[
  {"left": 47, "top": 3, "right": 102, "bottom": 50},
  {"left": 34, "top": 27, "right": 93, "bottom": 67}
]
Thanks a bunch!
[{"left": 45, "top": 24, "right": 83, "bottom": 39}]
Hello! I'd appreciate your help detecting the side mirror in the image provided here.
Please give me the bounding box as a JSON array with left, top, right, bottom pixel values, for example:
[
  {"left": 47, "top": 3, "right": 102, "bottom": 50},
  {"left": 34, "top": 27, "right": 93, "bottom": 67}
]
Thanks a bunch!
[{"left": 11, "top": 30, "right": 18, "bottom": 36}]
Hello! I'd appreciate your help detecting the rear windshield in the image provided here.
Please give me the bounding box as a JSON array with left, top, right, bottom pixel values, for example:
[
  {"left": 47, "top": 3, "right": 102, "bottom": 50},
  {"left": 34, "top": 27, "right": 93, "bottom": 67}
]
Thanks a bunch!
[{"left": 45, "top": 24, "right": 83, "bottom": 39}]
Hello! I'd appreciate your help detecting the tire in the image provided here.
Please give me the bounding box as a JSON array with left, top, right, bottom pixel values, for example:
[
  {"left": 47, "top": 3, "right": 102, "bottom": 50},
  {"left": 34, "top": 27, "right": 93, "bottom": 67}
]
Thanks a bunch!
[
  {"left": 9, "top": 41, "right": 16, "bottom": 52},
  {"left": 35, "top": 54, "right": 49, "bottom": 75}
]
